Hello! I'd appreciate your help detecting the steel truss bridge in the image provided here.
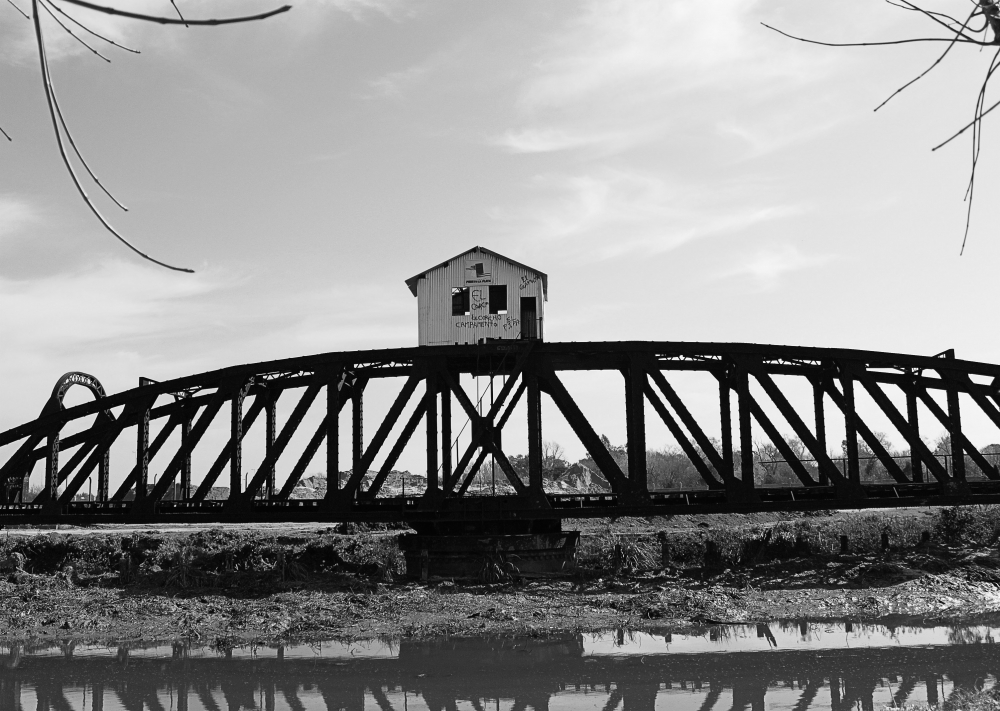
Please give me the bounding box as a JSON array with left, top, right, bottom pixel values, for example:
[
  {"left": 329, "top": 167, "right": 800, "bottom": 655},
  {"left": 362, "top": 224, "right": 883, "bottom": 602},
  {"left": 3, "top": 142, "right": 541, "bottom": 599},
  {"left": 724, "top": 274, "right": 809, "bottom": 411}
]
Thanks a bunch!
[{"left": 3, "top": 341, "right": 1000, "bottom": 528}]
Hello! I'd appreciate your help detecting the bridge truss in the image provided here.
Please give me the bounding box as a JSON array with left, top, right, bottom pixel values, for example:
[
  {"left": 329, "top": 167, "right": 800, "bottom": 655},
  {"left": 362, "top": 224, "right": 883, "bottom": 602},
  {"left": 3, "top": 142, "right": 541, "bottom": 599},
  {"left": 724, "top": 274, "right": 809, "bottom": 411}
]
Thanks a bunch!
[{"left": 2, "top": 341, "right": 1000, "bottom": 527}]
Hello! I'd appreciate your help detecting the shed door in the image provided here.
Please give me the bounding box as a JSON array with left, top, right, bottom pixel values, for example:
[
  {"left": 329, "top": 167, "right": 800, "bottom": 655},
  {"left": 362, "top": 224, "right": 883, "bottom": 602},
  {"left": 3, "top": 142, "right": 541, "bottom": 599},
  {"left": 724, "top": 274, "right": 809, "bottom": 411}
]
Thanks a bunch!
[{"left": 520, "top": 296, "right": 537, "bottom": 340}]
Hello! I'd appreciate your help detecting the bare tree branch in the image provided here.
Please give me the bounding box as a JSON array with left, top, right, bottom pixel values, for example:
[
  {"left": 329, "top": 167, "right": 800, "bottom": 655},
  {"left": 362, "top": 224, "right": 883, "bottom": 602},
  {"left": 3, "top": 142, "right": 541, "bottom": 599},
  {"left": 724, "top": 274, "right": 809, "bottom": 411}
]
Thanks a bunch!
[
  {"left": 169, "top": 0, "right": 188, "bottom": 27},
  {"left": 44, "top": 0, "right": 140, "bottom": 54},
  {"left": 0, "top": 126, "right": 11, "bottom": 142},
  {"left": 766, "top": 1, "right": 1000, "bottom": 254},
  {"left": 874, "top": 7, "right": 978, "bottom": 111},
  {"left": 39, "top": 0, "right": 111, "bottom": 62},
  {"left": 31, "top": 0, "right": 193, "bottom": 272},
  {"left": 58, "top": 0, "right": 290, "bottom": 26},
  {"left": 5, "top": 0, "right": 29, "bottom": 19},
  {"left": 760, "top": 22, "right": 991, "bottom": 47}
]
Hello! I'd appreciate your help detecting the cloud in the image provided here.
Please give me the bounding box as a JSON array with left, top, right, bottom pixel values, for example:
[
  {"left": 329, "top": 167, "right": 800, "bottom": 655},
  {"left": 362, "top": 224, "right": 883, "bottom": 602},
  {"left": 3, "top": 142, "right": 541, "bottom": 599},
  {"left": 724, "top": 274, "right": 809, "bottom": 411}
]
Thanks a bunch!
[
  {"left": 0, "top": 195, "right": 39, "bottom": 239},
  {"left": 491, "top": 127, "right": 636, "bottom": 155},
  {"left": 489, "top": 167, "right": 799, "bottom": 260},
  {"left": 715, "top": 244, "right": 834, "bottom": 290}
]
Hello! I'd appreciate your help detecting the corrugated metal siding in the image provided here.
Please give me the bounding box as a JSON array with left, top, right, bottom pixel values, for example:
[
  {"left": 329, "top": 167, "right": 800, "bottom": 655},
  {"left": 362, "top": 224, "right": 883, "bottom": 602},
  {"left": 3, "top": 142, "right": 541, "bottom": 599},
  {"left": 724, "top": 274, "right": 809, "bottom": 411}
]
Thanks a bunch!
[{"left": 413, "top": 250, "right": 546, "bottom": 346}]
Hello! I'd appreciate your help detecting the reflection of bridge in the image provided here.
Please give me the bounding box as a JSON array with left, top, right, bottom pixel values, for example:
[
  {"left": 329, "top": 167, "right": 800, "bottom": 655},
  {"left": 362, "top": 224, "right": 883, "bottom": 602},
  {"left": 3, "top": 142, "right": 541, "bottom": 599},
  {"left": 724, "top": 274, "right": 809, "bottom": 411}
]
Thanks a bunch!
[
  {"left": 3, "top": 633, "right": 999, "bottom": 711},
  {"left": 4, "top": 341, "right": 1000, "bottom": 526}
]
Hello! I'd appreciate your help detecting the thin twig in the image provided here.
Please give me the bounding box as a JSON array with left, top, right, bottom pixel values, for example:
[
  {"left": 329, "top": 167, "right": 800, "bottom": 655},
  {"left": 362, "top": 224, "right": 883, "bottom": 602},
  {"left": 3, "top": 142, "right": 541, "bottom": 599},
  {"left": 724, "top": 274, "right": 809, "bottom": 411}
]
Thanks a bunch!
[
  {"left": 58, "top": 0, "right": 291, "bottom": 26},
  {"left": 44, "top": 0, "right": 140, "bottom": 53},
  {"left": 169, "top": 0, "right": 188, "bottom": 27},
  {"left": 760, "top": 23, "right": 991, "bottom": 47},
  {"left": 31, "top": 0, "right": 193, "bottom": 272},
  {"left": 895, "top": 0, "right": 982, "bottom": 42},
  {"left": 46, "top": 65, "right": 128, "bottom": 210},
  {"left": 0, "top": 126, "right": 11, "bottom": 142},
  {"left": 874, "top": 8, "right": 978, "bottom": 111},
  {"left": 958, "top": 45, "right": 1000, "bottom": 254},
  {"left": 932, "top": 96, "right": 1000, "bottom": 150},
  {"left": 5, "top": 0, "right": 29, "bottom": 19},
  {"left": 39, "top": 0, "right": 110, "bottom": 62}
]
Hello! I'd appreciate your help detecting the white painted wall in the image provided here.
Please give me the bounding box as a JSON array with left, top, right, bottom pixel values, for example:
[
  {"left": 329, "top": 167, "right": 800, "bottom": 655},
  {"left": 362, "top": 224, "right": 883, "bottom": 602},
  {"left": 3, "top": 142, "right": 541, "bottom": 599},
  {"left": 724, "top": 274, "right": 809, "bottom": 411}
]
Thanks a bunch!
[{"left": 412, "top": 249, "right": 546, "bottom": 346}]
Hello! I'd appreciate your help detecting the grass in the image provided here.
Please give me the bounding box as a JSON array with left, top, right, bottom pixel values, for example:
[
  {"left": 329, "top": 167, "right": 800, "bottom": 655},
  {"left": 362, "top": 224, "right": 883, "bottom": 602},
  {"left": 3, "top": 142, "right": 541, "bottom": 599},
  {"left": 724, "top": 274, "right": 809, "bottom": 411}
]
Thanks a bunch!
[
  {"left": 3, "top": 505, "right": 1000, "bottom": 585},
  {"left": 0, "top": 526, "right": 405, "bottom": 590},
  {"left": 574, "top": 506, "right": 1000, "bottom": 577}
]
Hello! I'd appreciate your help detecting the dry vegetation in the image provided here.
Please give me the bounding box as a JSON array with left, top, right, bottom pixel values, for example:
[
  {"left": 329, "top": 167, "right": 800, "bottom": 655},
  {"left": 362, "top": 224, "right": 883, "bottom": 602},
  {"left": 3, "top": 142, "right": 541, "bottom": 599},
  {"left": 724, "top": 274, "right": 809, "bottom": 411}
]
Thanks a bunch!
[{"left": 4, "top": 507, "right": 1000, "bottom": 644}]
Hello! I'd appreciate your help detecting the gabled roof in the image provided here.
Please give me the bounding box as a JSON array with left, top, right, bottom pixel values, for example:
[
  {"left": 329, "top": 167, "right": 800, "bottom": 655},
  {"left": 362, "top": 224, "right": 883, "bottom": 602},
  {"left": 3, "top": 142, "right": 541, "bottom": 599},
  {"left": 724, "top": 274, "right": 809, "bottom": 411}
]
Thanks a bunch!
[{"left": 405, "top": 246, "right": 548, "bottom": 298}]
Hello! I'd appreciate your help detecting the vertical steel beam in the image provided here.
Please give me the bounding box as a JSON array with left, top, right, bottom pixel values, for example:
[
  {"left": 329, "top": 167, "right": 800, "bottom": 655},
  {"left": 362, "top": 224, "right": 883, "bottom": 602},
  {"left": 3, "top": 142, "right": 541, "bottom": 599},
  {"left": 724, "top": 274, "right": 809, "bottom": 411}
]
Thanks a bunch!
[
  {"left": 947, "top": 383, "right": 966, "bottom": 481},
  {"left": 231, "top": 386, "right": 247, "bottom": 497},
  {"left": 180, "top": 406, "right": 192, "bottom": 500},
  {"left": 719, "top": 374, "right": 734, "bottom": 483},
  {"left": 352, "top": 384, "right": 364, "bottom": 492},
  {"left": 842, "top": 375, "right": 861, "bottom": 485},
  {"left": 45, "top": 432, "right": 59, "bottom": 501},
  {"left": 907, "top": 387, "right": 923, "bottom": 483},
  {"left": 736, "top": 368, "right": 754, "bottom": 489},
  {"left": 265, "top": 389, "right": 277, "bottom": 499},
  {"left": 814, "top": 382, "right": 828, "bottom": 486},
  {"left": 527, "top": 371, "right": 543, "bottom": 492},
  {"left": 136, "top": 407, "right": 149, "bottom": 505},
  {"left": 98, "top": 442, "right": 110, "bottom": 502},
  {"left": 441, "top": 382, "right": 452, "bottom": 485},
  {"left": 625, "top": 359, "right": 648, "bottom": 493},
  {"left": 426, "top": 372, "right": 438, "bottom": 492},
  {"left": 327, "top": 374, "right": 340, "bottom": 494}
]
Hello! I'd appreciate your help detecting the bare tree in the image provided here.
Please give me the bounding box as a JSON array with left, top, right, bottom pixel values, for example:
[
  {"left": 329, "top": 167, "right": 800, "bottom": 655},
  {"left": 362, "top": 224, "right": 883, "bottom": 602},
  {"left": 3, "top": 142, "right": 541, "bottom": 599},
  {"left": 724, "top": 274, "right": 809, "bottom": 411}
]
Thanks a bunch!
[
  {"left": 765, "top": 1, "right": 1000, "bottom": 253},
  {"left": 4, "top": 0, "right": 291, "bottom": 271}
]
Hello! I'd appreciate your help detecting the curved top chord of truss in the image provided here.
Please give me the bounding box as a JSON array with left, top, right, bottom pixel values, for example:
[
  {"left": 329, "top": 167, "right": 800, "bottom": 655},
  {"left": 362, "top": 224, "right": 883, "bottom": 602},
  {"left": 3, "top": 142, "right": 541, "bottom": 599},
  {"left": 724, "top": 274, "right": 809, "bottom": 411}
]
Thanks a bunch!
[{"left": 2, "top": 341, "right": 1000, "bottom": 525}]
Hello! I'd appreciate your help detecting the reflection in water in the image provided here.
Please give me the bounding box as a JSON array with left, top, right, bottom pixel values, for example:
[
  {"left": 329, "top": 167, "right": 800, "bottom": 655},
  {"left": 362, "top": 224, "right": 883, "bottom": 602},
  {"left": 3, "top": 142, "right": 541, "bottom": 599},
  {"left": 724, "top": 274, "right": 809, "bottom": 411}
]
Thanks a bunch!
[{"left": 3, "top": 623, "right": 1000, "bottom": 711}]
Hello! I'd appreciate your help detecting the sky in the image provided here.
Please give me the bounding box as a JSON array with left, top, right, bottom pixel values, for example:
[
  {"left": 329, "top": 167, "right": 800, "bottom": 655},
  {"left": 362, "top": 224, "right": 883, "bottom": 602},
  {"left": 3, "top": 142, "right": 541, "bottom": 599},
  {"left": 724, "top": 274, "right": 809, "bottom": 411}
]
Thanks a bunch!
[{"left": 3, "top": 0, "right": 1000, "bottom": 486}]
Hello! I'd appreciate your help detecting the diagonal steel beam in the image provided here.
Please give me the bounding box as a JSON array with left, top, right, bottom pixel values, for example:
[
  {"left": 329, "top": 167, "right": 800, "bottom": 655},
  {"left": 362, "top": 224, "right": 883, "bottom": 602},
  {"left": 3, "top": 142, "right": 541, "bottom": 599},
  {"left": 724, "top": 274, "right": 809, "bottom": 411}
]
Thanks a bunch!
[
  {"left": 30, "top": 439, "right": 97, "bottom": 504},
  {"left": 190, "top": 395, "right": 266, "bottom": 501},
  {"left": 146, "top": 380, "right": 244, "bottom": 506},
  {"left": 0, "top": 432, "right": 49, "bottom": 498},
  {"left": 275, "top": 415, "right": 327, "bottom": 500},
  {"left": 454, "top": 379, "right": 527, "bottom": 497},
  {"left": 820, "top": 374, "right": 909, "bottom": 484},
  {"left": 743, "top": 358, "right": 861, "bottom": 493},
  {"left": 361, "top": 398, "right": 429, "bottom": 500},
  {"left": 112, "top": 410, "right": 185, "bottom": 501},
  {"left": 647, "top": 367, "right": 732, "bottom": 482},
  {"left": 907, "top": 382, "right": 1000, "bottom": 480},
  {"left": 742, "top": 389, "right": 819, "bottom": 487},
  {"left": 643, "top": 382, "right": 725, "bottom": 490},
  {"left": 239, "top": 378, "right": 325, "bottom": 502},
  {"left": 339, "top": 374, "right": 419, "bottom": 498},
  {"left": 57, "top": 400, "right": 153, "bottom": 505},
  {"left": 853, "top": 370, "right": 950, "bottom": 482},
  {"left": 537, "top": 365, "right": 629, "bottom": 493},
  {"left": 440, "top": 369, "right": 521, "bottom": 492},
  {"left": 457, "top": 445, "right": 493, "bottom": 496}
]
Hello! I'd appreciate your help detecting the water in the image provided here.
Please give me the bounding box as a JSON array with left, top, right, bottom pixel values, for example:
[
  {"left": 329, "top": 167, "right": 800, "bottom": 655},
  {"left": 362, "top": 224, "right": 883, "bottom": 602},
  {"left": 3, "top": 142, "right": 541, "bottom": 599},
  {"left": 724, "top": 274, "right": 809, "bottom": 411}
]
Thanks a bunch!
[{"left": 4, "top": 622, "right": 1000, "bottom": 710}]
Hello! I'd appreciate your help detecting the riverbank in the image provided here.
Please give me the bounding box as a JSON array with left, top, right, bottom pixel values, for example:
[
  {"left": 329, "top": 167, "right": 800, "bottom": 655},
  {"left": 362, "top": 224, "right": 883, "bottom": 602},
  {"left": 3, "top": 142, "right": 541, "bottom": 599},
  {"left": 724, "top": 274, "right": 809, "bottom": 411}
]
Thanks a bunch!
[{"left": 3, "top": 506, "right": 1000, "bottom": 645}]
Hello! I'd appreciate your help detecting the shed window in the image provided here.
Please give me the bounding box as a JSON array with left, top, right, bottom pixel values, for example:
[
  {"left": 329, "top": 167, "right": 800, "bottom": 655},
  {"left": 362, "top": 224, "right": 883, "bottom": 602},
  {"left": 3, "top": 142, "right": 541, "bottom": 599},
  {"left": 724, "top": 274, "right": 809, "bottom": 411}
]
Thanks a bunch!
[
  {"left": 489, "top": 285, "right": 508, "bottom": 314},
  {"left": 451, "top": 287, "right": 470, "bottom": 315}
]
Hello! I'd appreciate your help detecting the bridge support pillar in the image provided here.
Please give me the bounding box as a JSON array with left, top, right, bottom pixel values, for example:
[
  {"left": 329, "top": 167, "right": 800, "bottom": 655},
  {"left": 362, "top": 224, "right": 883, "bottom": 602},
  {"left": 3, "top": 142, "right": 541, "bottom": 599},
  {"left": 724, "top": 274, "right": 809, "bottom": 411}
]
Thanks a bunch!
[{"left": 399, "top": 518, "right": 577, "bottom": 579}]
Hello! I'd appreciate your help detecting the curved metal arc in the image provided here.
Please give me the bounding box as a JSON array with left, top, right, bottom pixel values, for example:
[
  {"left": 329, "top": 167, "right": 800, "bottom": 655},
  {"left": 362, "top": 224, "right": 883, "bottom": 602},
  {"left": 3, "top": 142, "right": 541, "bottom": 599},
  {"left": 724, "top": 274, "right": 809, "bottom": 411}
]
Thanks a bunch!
[{"left": 7, "top": 341, "right": 1000, "bottom": 449}]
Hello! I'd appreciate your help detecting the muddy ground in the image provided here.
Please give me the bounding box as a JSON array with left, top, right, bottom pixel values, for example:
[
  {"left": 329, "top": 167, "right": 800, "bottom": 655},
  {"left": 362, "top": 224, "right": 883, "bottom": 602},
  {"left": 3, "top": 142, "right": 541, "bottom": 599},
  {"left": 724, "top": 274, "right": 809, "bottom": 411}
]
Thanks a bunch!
[{"left": 3, "top": 507, "right": 1000, "bottom": 646}]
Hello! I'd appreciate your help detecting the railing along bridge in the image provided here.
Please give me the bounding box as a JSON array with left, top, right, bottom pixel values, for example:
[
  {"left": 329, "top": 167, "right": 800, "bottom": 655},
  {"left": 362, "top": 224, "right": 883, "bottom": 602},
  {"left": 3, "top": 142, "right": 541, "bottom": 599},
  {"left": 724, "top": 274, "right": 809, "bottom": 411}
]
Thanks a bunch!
[{"left": 3, "top": 341, "right": 1000, "bottom": 527}]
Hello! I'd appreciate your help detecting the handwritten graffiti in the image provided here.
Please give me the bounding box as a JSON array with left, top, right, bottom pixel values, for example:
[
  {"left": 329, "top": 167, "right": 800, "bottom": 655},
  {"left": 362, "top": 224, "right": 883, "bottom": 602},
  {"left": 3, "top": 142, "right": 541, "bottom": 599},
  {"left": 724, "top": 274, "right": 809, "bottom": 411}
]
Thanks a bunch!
[
  {"left": 519, "top": 274, "right": 540, "bottom": 291},
  {"left": 455, "top": 315, "right": 521, "bottom": 330},
  {"left": 470, "top": 288, "right": 488, "bottom": 311}
]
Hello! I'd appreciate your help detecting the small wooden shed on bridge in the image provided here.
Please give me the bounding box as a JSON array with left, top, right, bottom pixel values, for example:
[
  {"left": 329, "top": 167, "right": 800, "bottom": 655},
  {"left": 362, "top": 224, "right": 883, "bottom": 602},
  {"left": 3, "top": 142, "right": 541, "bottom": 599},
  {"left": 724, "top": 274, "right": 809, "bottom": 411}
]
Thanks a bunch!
[{"left": 405, "top": 246, "right": 547, "bottom": 346}]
